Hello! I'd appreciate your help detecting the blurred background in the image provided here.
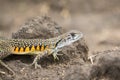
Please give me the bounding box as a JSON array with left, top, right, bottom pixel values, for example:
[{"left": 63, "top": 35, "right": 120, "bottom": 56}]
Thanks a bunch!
[{"left": 0, "top": 0, "right": 120, "bottom": 53}]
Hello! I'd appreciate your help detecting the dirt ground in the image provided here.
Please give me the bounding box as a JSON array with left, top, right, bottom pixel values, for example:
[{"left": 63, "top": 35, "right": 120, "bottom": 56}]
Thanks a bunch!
[{"left": 0, "top": 0, "right": 120, "bottom": 80}]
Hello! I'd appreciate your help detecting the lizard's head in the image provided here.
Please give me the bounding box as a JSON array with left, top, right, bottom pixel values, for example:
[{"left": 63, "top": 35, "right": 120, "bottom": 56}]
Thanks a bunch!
[{"left": 56, "top": 30, "right": 83, "bottom": 49}]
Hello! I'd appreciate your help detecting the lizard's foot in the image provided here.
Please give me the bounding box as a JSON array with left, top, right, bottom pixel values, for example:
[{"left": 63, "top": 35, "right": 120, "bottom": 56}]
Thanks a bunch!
[
  {"left": 0, "top": 60, "right": 15, "bottom": 76},
  {"left": 30, "top": 61, "right": 41, "bottom": 69},
  {"left": 53, "top": 52, "right": 59, "bottom": 60},
  {"left": 52, "top": 51, "right": 64, "bottom": 60},
  {"left": 0, "top": 71, "right": 6, "bottom": 75}
]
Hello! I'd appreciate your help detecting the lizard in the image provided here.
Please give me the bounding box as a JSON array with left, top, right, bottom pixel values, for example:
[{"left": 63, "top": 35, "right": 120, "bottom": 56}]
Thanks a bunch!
[{"left": 0, "top": 30, "right": 83, "bottom": 75}]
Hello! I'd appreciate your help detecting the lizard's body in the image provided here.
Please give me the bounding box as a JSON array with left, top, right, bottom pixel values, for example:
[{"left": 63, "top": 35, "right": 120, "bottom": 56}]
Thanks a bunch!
[
  {"left": 0, "top": 30, "right": 83, "bottom": 75},
  {"left": 0, "top": 37, "right": 59, "bottom": 57}
]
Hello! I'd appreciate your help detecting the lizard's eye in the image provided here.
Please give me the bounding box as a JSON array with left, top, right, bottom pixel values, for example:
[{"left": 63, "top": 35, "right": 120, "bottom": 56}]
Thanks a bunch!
[
  {"left": 68, "top": 32, "right": 76, "bottom": 40},
  {"left": 70, "top": 33, "right": 75, "bottom": 38}
]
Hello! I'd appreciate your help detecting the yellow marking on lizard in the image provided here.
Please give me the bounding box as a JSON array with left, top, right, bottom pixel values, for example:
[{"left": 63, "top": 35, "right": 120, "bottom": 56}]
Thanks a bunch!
[
  {"left": 12, "top": 47, "right": 25, "bottom": 54},
  {"left": 19, "top": 47, "right": 24, "bottom": 52},
  {"left": 14, "top": 47, "right": 19, "bottom": 53},
  {"left": 31, "top": 45, "right": 35, "bottom": 51},
  {"left": 41, "top": 44, "right": 44, "bottom": 51},
  {"left": 36, "top": 45, "right": 40, "bottom": 51},
  {"left": 25, "top": 47, "right": 30, "bottom": 52}
]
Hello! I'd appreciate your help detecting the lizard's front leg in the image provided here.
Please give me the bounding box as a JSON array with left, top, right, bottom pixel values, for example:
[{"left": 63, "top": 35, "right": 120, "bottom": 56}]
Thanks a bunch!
[
  {"left": 52, "top": 52, "right": 59, "bottom": 60},
  {"left": 52, "top": 49, "right": 63, "bottom": 60}
]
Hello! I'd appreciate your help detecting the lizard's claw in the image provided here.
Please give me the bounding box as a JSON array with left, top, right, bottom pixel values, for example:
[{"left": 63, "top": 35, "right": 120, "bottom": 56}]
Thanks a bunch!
[
  {"left": 53, "top": 53, "right": 59, "bottom": 60},
  {"left": 30, "top": 62, "right": 41, "bottom": 69},
  {"left": 52, "top": 51, "right": 64, "bottom": 60}
]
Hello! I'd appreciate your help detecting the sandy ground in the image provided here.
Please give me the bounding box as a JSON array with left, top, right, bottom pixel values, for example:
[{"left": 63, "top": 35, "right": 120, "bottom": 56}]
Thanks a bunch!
[{"left": 0, "top": 0, "right": 120, "bottom": 80}]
